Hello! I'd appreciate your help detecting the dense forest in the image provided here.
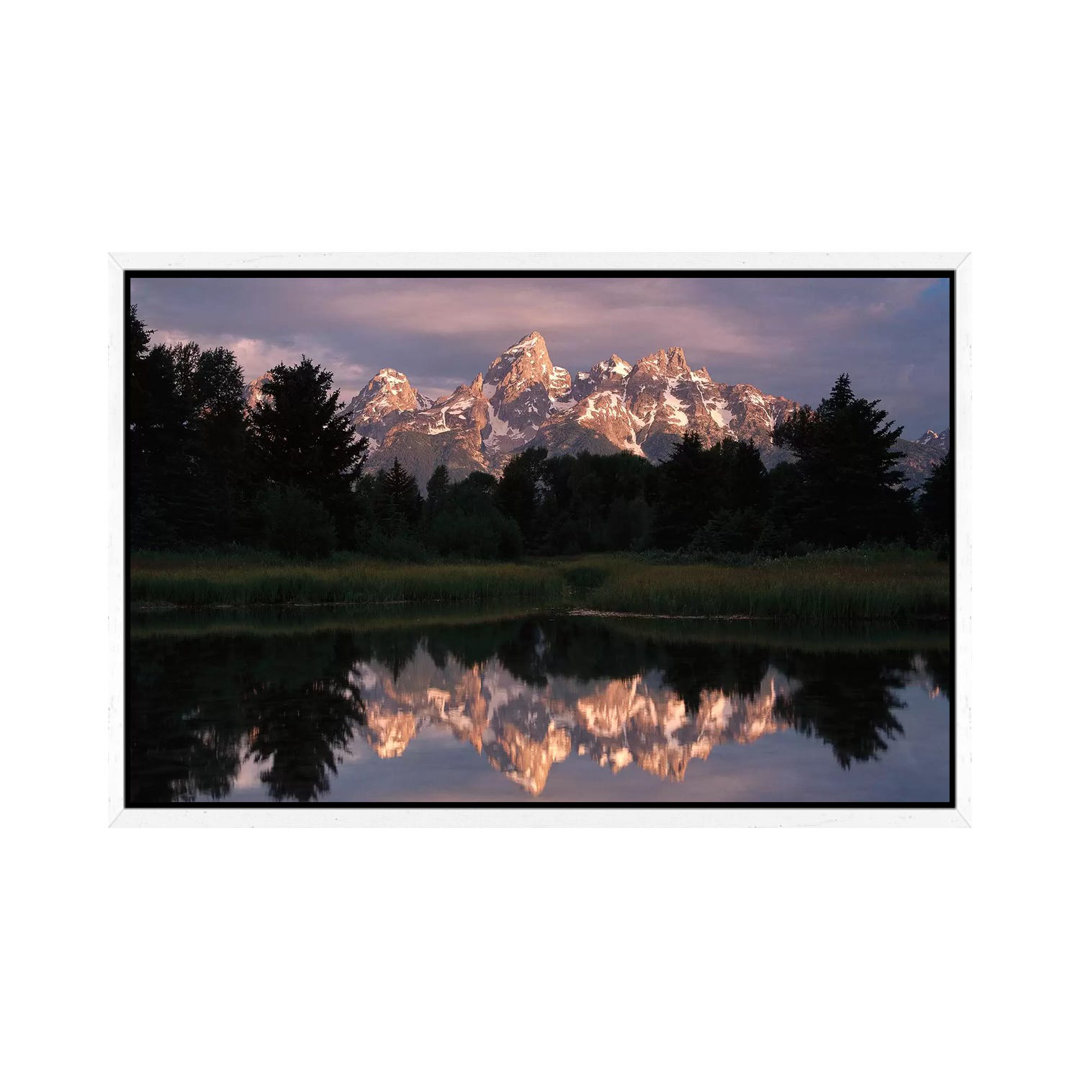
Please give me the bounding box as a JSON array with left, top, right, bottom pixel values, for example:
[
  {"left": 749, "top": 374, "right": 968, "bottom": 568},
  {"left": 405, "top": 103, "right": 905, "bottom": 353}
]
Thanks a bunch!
[{"left": 127, "top": 306, "right": 954, "bottom": 561}]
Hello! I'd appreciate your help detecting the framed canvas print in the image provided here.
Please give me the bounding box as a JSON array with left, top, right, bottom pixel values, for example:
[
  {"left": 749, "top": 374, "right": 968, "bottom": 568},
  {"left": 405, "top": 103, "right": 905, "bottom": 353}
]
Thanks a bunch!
[{"left": 108, "top": 253, "right": 969, "bottom": 826}]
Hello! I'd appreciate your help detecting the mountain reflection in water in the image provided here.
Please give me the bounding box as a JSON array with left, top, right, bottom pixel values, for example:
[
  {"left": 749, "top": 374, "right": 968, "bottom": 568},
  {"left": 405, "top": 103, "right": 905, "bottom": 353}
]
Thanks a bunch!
[{"left": 128, "top": 614, "right": 951, "bottom": 805}]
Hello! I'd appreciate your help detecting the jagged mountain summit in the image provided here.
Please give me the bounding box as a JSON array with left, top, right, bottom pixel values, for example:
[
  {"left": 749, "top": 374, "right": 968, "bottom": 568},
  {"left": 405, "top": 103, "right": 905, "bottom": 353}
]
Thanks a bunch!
[
  {"left": 916, "top": 428, "right": 951, "bottom": 452},
  {"left": 342, "top": 331, "right": 803, "bottom": 484},
  {"left": 889, "top": 427, "right": 952, "bottom": 484},
  {"left": 248, "top": 332, "right": 947, "bottom": 486},
  {"left": 340, "top": 368, "right": 433, "bottom": 448}
]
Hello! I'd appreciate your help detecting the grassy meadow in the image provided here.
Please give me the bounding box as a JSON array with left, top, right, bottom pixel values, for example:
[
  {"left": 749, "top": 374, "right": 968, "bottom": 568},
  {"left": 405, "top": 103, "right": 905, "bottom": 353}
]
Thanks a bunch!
[{"left": 130, "top": 548, "right": 949, "bottom": 621}]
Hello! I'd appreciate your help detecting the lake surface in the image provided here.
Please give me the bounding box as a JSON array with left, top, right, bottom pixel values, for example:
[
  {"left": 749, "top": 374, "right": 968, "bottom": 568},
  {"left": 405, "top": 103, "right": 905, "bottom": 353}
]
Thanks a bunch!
[{"left": 127, "top": 610, "right": 952, "bottom": 805}]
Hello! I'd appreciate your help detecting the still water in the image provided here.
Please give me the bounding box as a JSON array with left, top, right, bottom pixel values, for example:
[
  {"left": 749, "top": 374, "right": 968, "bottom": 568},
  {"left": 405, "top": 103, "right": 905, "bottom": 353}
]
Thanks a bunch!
[{"left": 128, "top": 610, "right": 951, "bottom": 805}]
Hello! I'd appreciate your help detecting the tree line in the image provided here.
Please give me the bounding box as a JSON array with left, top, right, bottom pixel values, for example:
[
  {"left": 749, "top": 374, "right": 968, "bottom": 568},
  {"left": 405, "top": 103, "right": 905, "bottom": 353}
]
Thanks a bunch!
[{"left": 128, "top": 305, "right": 953, "bottom": 560}]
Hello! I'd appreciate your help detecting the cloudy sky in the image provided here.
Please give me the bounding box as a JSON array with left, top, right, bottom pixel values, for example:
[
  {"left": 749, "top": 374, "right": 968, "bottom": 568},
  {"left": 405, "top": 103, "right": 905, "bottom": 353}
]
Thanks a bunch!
[{"left": 131, "top": 274, "right": 951, "bottom": 435}]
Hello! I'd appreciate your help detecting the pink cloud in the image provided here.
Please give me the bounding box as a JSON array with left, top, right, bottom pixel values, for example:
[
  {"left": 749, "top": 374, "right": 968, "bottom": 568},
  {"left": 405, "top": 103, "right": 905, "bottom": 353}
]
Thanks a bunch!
[{"left": 150, "top": 328, "right": 360, "bottom": 392}]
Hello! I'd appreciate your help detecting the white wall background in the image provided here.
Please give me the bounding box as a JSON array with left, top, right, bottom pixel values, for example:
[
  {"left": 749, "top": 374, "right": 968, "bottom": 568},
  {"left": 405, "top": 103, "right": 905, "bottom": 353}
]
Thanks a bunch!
[{"left": 2, "top": 2, "right": 1075, "bottom": 1078}]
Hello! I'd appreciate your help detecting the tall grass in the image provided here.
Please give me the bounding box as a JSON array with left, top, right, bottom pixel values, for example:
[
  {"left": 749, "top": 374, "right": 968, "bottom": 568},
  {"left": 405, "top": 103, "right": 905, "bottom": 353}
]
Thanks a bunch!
[
  {"left": 130, "top": 554, "right": 565, "bottom": 607},
  {"left": 573, "top": 551, "right": 949, "bottom": 620},
  {"left": 130, "top": 549, "right": 949, "bottom": 620}
]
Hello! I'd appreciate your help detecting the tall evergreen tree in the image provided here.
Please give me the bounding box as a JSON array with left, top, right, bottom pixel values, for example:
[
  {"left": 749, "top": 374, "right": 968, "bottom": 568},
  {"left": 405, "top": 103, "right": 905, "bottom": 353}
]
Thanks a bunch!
[
  {"left": 425, "top": 464, "right": 450, "bottom": 513},
  {"left": 126, "top": 304, "right": 152, "bottom": 366},
  {"left": 183, "top": 344, "right": 250, "bottom": 542},
  {"left": 128, "top": 308, "right": 186, "bottom": 546},
  {"left": 652, "top": 432, "right": 715, "bottom": 549},
  {"left": 250, "top": 356, "right": 368, "bottom": 545},
  {"left": 772, "top": 373, "right": 914, "bottom": 547},
  {"left": 376, "top": 458, "right": 423, "bottom": 532},
  {"left": 128, "top": 314, "right": 251, "bottom": 546}
]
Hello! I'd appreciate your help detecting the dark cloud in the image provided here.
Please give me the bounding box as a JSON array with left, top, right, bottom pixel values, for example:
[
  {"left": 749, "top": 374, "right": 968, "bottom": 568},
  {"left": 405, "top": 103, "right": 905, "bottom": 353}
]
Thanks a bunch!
[{"left": 131, "top": 274, "right": 950, "bottom": 434}]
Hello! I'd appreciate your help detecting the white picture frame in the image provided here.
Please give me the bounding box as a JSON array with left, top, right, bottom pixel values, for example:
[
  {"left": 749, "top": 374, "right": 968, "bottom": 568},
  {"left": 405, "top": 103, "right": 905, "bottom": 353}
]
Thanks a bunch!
[{"left": 108, "top": 252, "right": 971, "bottom": 827}]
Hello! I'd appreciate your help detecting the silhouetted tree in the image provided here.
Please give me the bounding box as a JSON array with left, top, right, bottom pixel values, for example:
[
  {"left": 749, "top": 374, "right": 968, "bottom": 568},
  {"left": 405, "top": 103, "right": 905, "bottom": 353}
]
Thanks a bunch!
[
  {"left": 425, "top": 463, "right": 450, "bottom": 512},
  {"left": 127, "top": 303, "right": 152, "bottom": 363},
  {"left": 772, "top": 373, "right": 915, "bottom": 547},
  {"left": 376, "top": 458, "right": 423, "bottom": 532},
  {"left": 185, "top": 345, "right": 251, "bottom": 542},
  {"left": 249, "top": 356, "right": 368, "bottom": 546},
  {"left": 652, "top": 432, "right": 713, "bottom": 549},
  {"left": 128, "top": 313, "right": 185, "bottom": 546},
  {"left": 128, "top": 322, "right": 251, "bottom": 546}
]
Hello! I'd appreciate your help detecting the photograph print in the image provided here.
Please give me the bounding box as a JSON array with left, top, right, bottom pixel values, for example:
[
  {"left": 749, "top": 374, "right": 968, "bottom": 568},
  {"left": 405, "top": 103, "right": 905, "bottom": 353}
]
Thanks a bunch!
[{"left": 122, "top": 264, "right": 956, "bottom": 815}]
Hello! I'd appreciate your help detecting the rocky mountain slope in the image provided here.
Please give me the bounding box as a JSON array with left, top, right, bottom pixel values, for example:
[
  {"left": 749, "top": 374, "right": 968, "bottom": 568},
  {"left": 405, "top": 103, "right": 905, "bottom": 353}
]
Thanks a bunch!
[
  {"left": 894, "top": 427, "right": 952, "bottom": 483},
  {"left": 248, "top": 332, "right": 948, "bottom": 487},
  {"left": 345, "top": 332, "right": 808, "bottom": 484}
]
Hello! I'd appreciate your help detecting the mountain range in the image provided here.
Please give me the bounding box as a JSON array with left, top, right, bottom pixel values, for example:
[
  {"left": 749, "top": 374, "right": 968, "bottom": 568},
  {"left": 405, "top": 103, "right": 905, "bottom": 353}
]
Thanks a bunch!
[{"left": 249, "top": 331, "right": 948, "bottom": 486}]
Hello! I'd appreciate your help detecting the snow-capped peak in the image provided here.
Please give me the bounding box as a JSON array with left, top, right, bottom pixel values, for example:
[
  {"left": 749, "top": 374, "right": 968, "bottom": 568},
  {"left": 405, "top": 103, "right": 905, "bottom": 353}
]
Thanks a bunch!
[
  {"left": 634, "top": 346, "right": 690, "bottom": 377},
  {"left": 341, "top": 367, "right": 425, "bottom": 433},
  {"left": 505, "top": 331, "right": 545, "bottom": 353},
  {"left": 374, "top": 367, "right": 407, "bottom": 383},
  {"left": 599, "top": 354, "right": 632, "bottom": 377},
  {"left": 915, "top": 428, "right": 950, "bottom": 453},
  {"left": 485, "top": 331, "right": 554, "bottom": 387}
]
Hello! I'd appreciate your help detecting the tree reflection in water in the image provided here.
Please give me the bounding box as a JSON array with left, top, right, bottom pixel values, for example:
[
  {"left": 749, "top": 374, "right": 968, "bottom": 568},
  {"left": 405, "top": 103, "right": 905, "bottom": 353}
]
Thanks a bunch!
[
  {"left": 128, "top": 615, "right": 950, "bottom": 803},
  {"left": 129, "top": 631, "right": 366, "bottom": 804},
  {"left": 242, "top": 633, "right": 367, "bottom": 802},
  {"left": 773, "top": 651, "right": 910, "bottom": 768}
]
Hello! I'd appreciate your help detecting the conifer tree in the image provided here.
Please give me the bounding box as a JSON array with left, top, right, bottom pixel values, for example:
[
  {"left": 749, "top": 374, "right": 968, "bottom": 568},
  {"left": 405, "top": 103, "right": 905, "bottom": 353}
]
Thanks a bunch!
[
  {"left": 773, "top": 374, "right": 914, "bottom": 546},
  {"left": 376, "top": 458, "right": 423, "bottom": 530},
  {"left": 426, "top": 464, "right": 450, "bottom": 512},
  {"left": 128, "top": 314, "right": 251, "bottom": 546},
  {"left": 652, "top": 432, "right": 713, "bottom": 549},
  {"left": 250, "top": 356, "right": 368, "bottom": 545}
]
